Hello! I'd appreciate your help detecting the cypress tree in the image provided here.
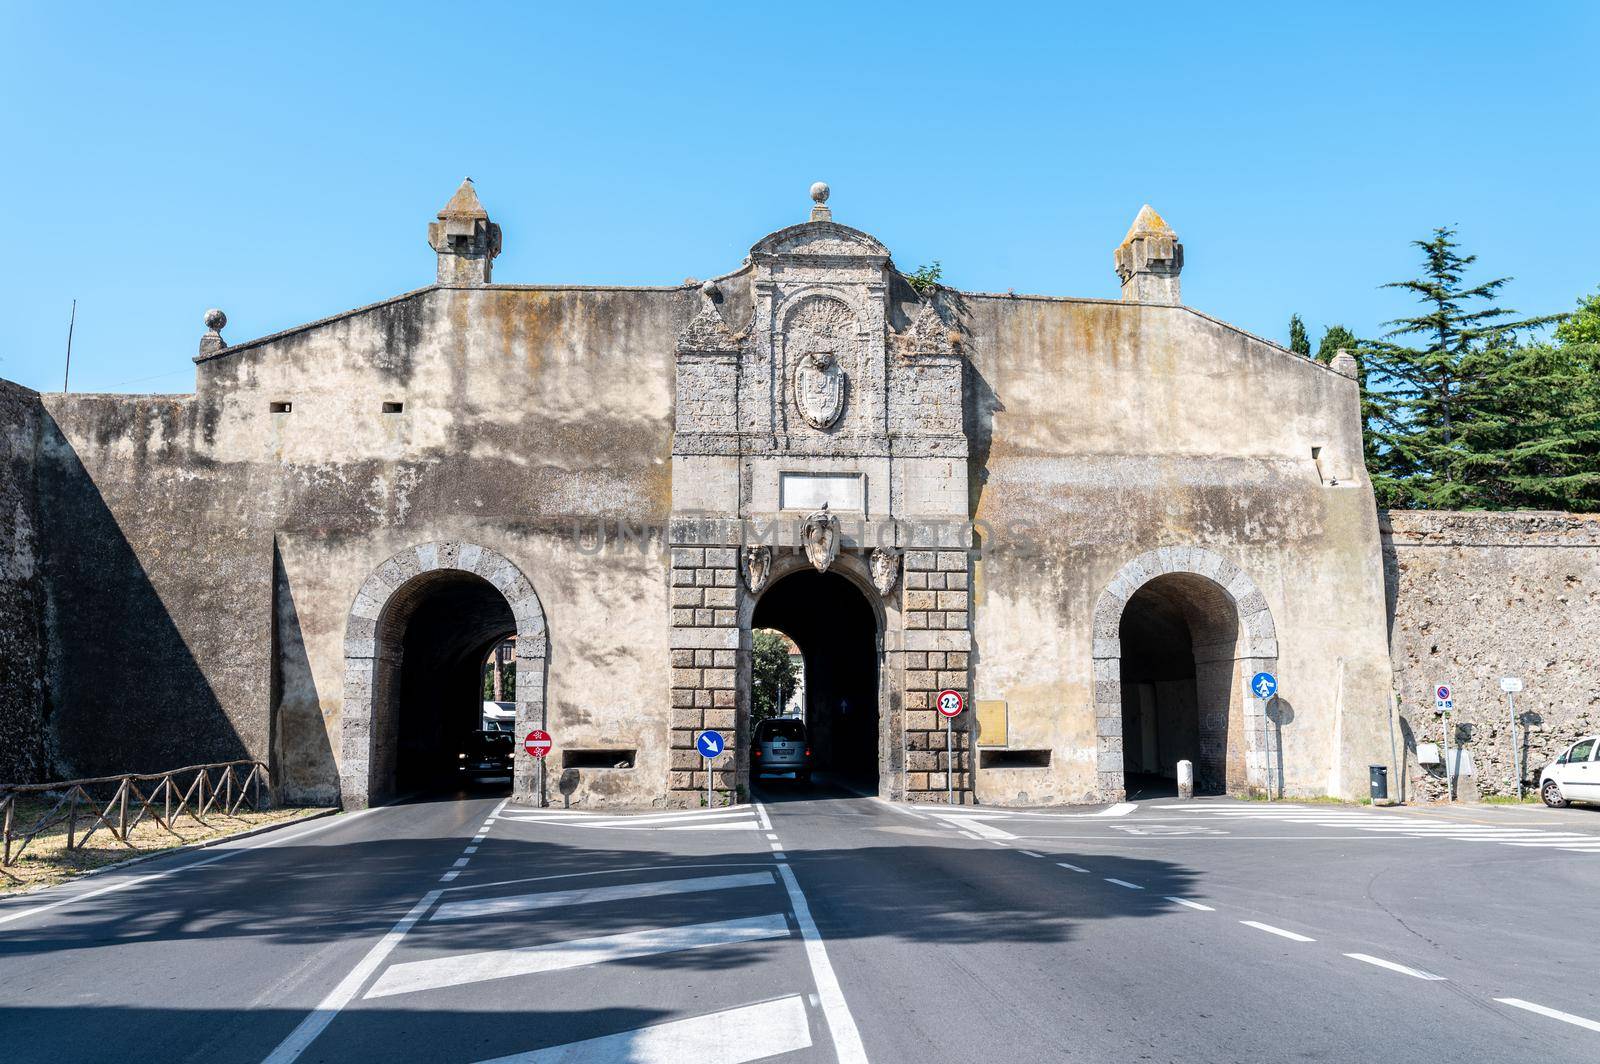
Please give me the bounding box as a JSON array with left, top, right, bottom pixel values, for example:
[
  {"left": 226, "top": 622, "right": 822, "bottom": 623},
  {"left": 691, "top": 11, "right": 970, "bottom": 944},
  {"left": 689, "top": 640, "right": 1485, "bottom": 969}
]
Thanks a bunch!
[{"left": 1288, "top": 314, "right": 1310, "bottom": 357}]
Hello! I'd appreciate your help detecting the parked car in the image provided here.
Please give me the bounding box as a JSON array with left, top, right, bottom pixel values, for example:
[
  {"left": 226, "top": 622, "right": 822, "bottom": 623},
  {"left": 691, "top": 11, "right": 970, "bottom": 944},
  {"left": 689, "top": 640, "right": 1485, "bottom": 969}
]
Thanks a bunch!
[
  {"left": 753, "top": 717, "right": 811, "bottom": 782},
  {"left": 1540, "top": 735, "right": 1598, "bottom": 807},
  {"left": 456, "top": 730, "right": 515, "bottom": 779}
]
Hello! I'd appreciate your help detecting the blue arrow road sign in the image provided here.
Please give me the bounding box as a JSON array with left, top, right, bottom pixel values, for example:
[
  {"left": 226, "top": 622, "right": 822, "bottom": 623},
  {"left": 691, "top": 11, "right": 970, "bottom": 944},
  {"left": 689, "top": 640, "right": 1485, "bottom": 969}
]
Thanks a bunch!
[
  {"left": 1251, "top": 672, "right": 1278, "bottom": 700},
  {"left": 696, "top": 730, "right": 725, "bottom": 759}
]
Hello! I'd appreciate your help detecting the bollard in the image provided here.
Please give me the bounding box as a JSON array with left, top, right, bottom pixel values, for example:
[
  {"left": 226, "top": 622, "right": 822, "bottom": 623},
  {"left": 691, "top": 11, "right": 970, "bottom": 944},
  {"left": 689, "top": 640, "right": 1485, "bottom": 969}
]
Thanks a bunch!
[{"left": 1176, "top": 760, "right": 1194, "bottom": 800}]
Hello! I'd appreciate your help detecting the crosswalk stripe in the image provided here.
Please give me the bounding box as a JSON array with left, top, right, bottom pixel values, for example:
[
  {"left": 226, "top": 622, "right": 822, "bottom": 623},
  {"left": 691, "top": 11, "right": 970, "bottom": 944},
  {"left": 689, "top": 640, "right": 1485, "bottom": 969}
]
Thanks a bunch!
[
  {"left": 468, "top": 995, "right": 813, "bottom": 1064},
  {"left": 365, "top": 915, "right": 791, "bottom": 999},
  {"left": 502, "top": 810, "right": 755, "bottom": 827},
  {"left": 431, "top": 872, "right": 776, "bottom": 923}
]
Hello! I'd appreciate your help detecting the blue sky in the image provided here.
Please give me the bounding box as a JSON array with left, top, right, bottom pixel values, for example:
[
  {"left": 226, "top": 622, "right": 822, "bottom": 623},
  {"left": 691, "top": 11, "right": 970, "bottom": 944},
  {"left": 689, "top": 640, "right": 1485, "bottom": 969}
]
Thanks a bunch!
[{"left": 3, "top": 2, "right": 1596, "bottom": 393}]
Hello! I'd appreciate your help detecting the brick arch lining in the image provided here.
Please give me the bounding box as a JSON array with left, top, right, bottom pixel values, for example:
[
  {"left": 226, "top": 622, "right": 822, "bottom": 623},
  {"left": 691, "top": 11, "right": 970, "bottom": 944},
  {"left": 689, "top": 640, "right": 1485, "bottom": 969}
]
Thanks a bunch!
[
  {"left": 1090, "top": 547, "right": 1277, "bottom": 801},
  {"left": 339, "top": 541, "right": 547, "bottom": 809}
]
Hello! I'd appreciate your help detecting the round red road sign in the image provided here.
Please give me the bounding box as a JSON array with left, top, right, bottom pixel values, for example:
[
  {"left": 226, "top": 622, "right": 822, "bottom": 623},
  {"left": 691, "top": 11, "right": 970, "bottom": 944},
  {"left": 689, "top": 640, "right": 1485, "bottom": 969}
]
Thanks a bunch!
[
  {"left": 936, "top": 689, "right": 964, "bottom": 718},
  {"left": 524, "top": 730, "right": 553, "bottom": 758}
]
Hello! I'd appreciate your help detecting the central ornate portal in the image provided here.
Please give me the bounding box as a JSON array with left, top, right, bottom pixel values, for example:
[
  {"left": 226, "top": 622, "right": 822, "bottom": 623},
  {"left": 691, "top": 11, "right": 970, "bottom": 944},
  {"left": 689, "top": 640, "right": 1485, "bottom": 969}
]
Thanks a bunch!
[{"left": 666, "top": 189, "right": 972, "bottom": 805}]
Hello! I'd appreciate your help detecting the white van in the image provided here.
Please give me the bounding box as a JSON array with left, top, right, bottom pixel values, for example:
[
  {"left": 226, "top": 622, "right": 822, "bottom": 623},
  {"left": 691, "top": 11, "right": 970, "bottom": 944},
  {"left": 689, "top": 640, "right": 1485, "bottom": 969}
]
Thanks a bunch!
[
  {"left": 1540, "top": 735, "right": 1599, "bottom": 807},
  {"left": 481, "top": 700, "right": 516, "bottom": 733}
]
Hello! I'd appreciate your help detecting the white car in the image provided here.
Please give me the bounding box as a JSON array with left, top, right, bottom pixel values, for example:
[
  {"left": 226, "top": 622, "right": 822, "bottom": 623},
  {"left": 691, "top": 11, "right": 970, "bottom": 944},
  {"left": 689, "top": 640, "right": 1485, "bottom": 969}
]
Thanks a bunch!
[{"left": 1540, "top": 735, "right": 1599, "bottom": 808}]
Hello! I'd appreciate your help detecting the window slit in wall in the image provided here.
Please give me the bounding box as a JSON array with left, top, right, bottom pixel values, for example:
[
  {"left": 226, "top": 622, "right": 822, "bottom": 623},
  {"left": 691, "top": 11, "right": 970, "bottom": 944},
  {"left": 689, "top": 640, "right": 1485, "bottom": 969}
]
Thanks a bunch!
[
  {"left": 270, "top": 401, "right": 292, "bottom": 413},
  {"left": 383, "top": 401, "right": 404, "bottom": 414}
]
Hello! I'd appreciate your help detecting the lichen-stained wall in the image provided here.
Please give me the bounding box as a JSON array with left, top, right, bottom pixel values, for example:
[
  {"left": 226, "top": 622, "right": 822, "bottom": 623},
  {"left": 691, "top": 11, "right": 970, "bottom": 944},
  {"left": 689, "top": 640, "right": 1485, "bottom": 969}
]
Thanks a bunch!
[
  {"left": 0, "top": 380, "right": 47, "bottom": 783},
  {"left": 36, "top": 284, "right": 683, "bottom": 803},
  {"left": 1383, "top": 510, "right": 1600, "bottom": 801},
  {"left": 963, "top": 295, "right": 1394, "bottom": 802}
]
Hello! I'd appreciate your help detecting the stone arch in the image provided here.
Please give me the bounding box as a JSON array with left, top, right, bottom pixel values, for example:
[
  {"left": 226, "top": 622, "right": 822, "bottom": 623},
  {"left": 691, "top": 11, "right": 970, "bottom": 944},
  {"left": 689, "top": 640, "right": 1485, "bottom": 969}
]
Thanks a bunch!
[
  {"left": 1090, "top": 547, "right": 1277, "bottom": 801},
  {"left": 737, "top": 547, "right": 905, "bottom": 798},
  {"left": 339, "top": 541, "right": 547, "bottom": 809}
]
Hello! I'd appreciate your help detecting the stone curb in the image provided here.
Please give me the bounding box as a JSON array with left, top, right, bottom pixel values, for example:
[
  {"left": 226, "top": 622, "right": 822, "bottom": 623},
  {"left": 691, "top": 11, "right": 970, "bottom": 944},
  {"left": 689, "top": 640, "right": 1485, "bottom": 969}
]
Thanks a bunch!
[{"left": 0, "top": 807, "right": 339, "bottom": 899}]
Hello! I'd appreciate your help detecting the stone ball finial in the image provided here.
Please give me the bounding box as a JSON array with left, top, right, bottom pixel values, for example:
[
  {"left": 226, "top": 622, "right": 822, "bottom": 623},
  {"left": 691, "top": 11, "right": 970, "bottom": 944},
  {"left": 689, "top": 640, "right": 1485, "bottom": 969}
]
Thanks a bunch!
[
  {"left": 810, "top": 181, "right": 830, "bottom": 205},
  {"left": 204, "top": 308, "right": 227, "bottom": 332},
  {"left": 700, "top": 279, "right": 721, "bottom": 300}
]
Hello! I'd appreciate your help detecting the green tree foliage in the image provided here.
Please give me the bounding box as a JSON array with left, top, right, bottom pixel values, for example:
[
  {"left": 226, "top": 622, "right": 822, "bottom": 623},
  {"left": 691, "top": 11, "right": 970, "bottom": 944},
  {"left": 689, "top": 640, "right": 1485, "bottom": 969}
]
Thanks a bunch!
[
  {"left": 1288, "top": 314, "right": 1310, "bottom": 356},
  {"left": 1443, "top": 297, "right": 1600, "bottom": 509},
  {"left": 1315, "top": 324, "right": 1358, "bottom": 365},
  {"left": 905, "top": 261, "right": 943, "bottom": 295},
  {"left": 1362, "top": 227, "right": 1561, "bottom": 508},
  {"left": 752, "top": 629, "right": 800, "bottom": 723}
]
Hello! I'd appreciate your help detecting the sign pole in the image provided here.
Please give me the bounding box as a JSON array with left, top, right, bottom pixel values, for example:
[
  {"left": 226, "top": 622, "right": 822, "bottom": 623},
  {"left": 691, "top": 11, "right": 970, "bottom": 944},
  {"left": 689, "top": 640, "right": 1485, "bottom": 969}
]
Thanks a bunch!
[
  {"left": 1443, "top": 708, "right": 1452, "bottom": 802},
  {"left": 708, "top": 757, "right": 714, "bottom": 809},
  {"left": 1508, "top": 689, "right": 1519, "bottom": 801},
  {"left": 946, "top": 717, "right": 953, "bottom": 805}
]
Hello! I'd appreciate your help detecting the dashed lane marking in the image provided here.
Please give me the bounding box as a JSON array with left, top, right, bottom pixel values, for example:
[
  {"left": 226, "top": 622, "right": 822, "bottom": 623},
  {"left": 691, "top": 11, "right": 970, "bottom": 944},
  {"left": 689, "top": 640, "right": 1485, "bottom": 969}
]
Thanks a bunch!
[
  {"left": 1104, "top": 878, "right": 1144, "bottom": 890},
  {"left": 1166, "top": 897, "right": 1215, "bottom": 911},
  {"left": 1056, "top": 862, "right": 1090, "bottom": 873},
  {"left": 1344, "top": 953, "right": 1446, "bottom": 980},
  {"left": 465, "top": 994, "right": 813, "bottom": 1064},
  {"left": 1494, "top": 998, "right": 1600, "bottom": 1033},
  {"left": 1240, "top": 921, "right": 1315, "bottom": 942}
]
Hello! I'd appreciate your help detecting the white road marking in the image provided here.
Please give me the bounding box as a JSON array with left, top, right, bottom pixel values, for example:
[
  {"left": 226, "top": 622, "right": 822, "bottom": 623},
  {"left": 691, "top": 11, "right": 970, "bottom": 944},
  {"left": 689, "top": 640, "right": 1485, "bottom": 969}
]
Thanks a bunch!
[
  {"left": 775, "top": 863, "right": 868, "bottom": 1064},
  {"left": 464, "top": 846, "right": 478, "bottom": 854},
  {"left": 1240, "top": 920, "right": 1314, "bottom": 942},
  {"left": 661, "top": 822, "right": 759, "bottom": 832},
  {"left": 1155, "top": 805, "right": 1600, "bottom": 853},
  {"left": 959, "top": 830, "right": 980, "bottom": 840},
  {"left": 467, "top": 995, "right": 813, "bottom": 1064},
  {"left": 1494, "top": 997, "right": 1600, "bottom": 1032},
  {"left": 440, "top": 870, "right": 461, "bottom": 882},
  {"left": 432, "top": 872, "right": 776, "bottom": 922},
  {"left": 1166, "top": 897, "right": 1215, "bottom": 911},
  {"left": 452, "top": 858, "right": 470, "bottom": 868},
  {"left": 1104, "top": 878, "right": 1144, "bottom": 890},
  {"left": 0, "top": 807, "right": 375, "bottom": 930},
  {"left": 1057, "top": 862, "right": 1090, "bottom": 873},
  {"left": 365, "top": 915, "right": 791, "bottom": 999},
  {"left": 1344, "top": 953, "right": 1446, "bottom": 980},
  {"left": 931, "top": 814, "right": 1016, "bottom": 840},
  {"left": 260, "top": 887, "right": 442, "bottom": 1064},
  {"left": 753, "top": 803, "right": 773, "bottom": 831},
  {"left": 1018, "top": 850, "right": 1044, "bottom": 858}
]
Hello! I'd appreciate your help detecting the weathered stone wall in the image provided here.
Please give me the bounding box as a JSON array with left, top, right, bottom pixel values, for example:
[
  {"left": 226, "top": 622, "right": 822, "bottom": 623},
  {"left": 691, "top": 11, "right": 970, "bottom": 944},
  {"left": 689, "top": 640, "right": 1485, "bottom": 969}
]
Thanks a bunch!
[
  {"left": 964, "top": 296, "right": 1395, "bottom": 803},
  {"left": 1383, "top": 510, "right": 1600, "bottom": 801},
  {"left": 0, "top": 379, "right": 47, "bottom": 783},
  {"left": 33, "top": 285, "right": 682, "bottom": 804}
]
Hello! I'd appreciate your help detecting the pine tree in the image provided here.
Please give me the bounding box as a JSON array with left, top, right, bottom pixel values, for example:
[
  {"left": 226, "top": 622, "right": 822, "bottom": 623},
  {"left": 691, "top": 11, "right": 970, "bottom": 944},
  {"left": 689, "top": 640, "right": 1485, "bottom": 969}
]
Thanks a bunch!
[
  {"left": 1288, "top": 314, "right": 1310, "bottom": 357},
  {"left": 1362, "top": 228, "right": 1559, "bottom": 508},
  {"left": 1447, "top": 294, "right": 1600, "bottom": 509}
]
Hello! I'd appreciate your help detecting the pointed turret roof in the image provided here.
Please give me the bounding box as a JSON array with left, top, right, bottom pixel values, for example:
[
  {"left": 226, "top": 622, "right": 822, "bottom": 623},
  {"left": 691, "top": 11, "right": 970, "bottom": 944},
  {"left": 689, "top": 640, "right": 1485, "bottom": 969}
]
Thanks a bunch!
[
  {"left": 1120, "top": 204, "right": 1174, "bottom": 247},
  {"left": 438, "top": 177, "right": 489, "bottom": 220}
]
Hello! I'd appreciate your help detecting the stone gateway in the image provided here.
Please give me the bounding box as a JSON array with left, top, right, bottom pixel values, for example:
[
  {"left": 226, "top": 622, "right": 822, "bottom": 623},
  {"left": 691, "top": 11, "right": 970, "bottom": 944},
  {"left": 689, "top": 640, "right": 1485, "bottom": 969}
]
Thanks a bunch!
[{"left": 3, "top": 179, "right": 1590, "bottom": 809}]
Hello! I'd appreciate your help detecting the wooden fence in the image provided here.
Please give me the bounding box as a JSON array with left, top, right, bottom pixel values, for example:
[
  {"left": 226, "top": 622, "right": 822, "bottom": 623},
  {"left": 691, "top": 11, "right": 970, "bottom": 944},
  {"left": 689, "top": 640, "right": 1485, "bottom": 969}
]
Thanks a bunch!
[{"left": 1, "top": 760, "right": 271, "bottom": 869}]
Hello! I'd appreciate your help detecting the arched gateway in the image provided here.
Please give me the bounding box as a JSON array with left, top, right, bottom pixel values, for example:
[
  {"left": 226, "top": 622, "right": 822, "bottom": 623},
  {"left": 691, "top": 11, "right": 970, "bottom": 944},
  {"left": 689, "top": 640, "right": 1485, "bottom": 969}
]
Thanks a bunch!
[
  {"left": 1091, "top": 547, "right": 1278, "bottom": 802},
  {"left": 340, "top": 542, "right": 547, "bottom": 809}
]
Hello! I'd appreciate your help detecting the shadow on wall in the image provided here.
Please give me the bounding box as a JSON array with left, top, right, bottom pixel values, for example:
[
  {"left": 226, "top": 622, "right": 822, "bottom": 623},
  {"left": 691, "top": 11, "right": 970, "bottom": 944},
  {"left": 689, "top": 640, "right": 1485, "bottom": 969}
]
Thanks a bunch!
[
  {"left": 271, "top": 545, "right": 337, "bottom": 804},
  {"left": 36, "top": 413, "right": 247, "bottom": 778}
]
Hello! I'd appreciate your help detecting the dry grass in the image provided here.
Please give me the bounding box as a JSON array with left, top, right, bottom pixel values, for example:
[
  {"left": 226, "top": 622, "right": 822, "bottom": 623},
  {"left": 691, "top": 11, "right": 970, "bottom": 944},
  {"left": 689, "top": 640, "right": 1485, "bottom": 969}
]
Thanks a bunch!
[{"left": 1, "top": 797, "right": 328, "bottom": 894}]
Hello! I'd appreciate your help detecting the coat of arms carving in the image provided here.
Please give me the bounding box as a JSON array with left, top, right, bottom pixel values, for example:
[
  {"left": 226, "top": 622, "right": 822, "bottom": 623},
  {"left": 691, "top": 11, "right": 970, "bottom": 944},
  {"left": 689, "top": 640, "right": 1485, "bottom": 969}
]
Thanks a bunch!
[
  {"left": 743, "top": 545, "right": 772, "bottom": 595},
  {"left": 801, "top": 504, "right": 841, "bottom": 573},
  {"left": 786, "top": 295, "right": 856, "bottom": 431},
  {"left": 870, "top": 546, "right": 902, "bottom": 597},
  {"left": 793, "top": 350, "right": 846, "bottom": 430}
]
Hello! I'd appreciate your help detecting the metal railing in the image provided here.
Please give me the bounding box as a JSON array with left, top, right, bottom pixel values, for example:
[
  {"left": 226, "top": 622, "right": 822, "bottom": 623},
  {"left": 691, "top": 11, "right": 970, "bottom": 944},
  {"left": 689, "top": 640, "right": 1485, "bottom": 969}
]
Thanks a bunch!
[{"left": 1, "top": 760, "right": 271, "bottom": 869}]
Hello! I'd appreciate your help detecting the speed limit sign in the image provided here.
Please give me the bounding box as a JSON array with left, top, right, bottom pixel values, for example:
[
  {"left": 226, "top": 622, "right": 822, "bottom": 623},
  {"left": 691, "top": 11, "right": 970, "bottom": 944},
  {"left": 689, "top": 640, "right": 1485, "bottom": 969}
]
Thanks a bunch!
[{"left": 936, "top": 689, "right": 964, "bottom": 718}]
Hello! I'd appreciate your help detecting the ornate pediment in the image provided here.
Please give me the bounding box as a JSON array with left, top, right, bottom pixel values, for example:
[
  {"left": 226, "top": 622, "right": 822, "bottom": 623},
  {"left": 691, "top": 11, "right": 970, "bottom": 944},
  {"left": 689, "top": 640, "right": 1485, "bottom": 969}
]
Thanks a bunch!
[{"left": 750, "top": 221, "right": 890, "bottom": 262}]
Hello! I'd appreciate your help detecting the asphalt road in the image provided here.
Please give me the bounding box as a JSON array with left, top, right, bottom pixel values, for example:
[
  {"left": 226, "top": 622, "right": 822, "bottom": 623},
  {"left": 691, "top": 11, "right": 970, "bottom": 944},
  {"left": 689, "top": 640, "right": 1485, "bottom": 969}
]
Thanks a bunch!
[{"left": 2, "top": 781, "right": 1597, "bottom": 1063}]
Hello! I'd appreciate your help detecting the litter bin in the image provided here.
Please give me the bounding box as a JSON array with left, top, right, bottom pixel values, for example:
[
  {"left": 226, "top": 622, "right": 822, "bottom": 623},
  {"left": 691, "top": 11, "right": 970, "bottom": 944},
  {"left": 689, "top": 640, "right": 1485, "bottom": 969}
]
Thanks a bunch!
[{"left": 1369, "top": 764, "right": 1389, "bottom": 802}]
